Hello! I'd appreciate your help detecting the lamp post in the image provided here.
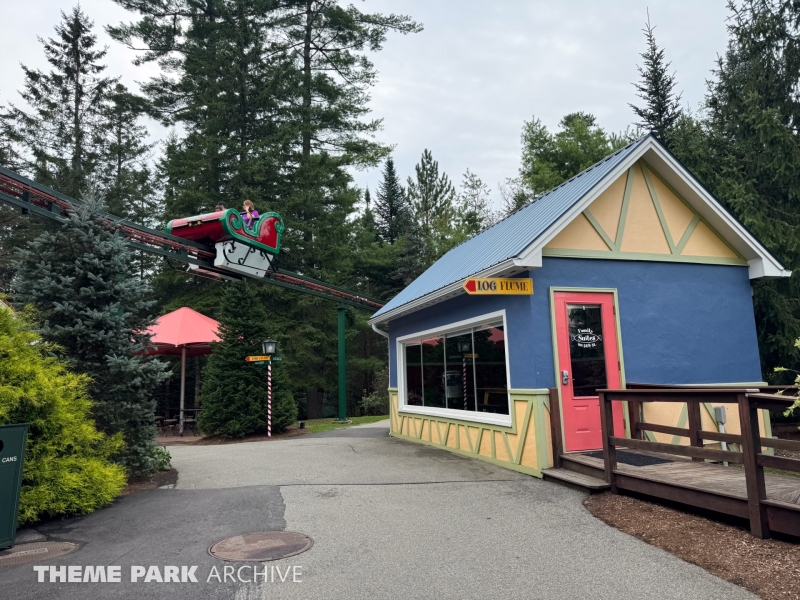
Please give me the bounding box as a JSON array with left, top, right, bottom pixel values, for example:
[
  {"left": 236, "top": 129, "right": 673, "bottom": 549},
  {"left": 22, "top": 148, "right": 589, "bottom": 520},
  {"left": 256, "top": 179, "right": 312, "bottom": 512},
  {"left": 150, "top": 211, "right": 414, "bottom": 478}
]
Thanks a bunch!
[
  {"left": 458, "top": 339, "right": 471, "bottom": 411},
  {"left": 262, "top": 338, "right": 277, "bottom": 437}
]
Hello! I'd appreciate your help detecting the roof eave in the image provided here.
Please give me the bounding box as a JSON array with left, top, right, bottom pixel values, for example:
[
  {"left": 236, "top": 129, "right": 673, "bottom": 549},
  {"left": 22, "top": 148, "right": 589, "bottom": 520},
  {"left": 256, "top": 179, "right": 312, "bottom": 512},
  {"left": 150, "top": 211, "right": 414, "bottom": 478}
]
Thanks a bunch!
[{"left": 368, "top": 257, "right": 532, "bottom": 325}]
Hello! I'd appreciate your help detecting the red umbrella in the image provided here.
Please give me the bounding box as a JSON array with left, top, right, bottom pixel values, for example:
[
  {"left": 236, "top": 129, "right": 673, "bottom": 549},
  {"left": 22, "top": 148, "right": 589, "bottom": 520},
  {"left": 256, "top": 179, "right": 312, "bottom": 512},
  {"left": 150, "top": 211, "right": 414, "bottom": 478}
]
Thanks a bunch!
[{"left": 145, "top": 307, "right": 221, "bottom": 434}]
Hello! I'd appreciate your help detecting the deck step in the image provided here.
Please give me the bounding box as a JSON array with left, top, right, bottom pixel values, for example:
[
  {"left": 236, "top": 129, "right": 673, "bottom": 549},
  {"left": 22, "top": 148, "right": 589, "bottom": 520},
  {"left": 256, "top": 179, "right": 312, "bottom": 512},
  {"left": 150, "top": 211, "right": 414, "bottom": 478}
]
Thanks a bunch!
[
  {"left": 542, "top": 468, "right": 610, "bottom": 493},
  {"left": 559, "top": 453, "right": 606, "bottom": 479}
]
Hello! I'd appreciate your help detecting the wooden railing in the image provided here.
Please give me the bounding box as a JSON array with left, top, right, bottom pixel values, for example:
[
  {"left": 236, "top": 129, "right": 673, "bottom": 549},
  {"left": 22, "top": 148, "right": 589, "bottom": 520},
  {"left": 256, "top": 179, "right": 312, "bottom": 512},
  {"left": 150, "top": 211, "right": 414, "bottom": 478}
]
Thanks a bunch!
[{"left": 599, "top": 388, "right": 800, "bottom": 539}]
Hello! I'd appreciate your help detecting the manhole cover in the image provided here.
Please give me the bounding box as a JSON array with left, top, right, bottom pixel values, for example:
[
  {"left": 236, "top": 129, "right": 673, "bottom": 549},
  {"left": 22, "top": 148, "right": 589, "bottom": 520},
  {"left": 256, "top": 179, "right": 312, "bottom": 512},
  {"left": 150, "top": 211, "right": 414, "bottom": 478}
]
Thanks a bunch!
[
  {"left": 0, "top": 542, "right": 78, "bottom": 567},
  {"left": 209, "top": 531, "right": 313, "bottom": 562}
]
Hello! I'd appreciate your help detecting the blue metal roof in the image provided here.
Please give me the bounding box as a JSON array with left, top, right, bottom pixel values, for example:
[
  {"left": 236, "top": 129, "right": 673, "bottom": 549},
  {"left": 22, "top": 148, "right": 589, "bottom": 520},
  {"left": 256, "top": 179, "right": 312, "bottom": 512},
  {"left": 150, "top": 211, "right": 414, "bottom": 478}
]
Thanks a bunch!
[{"left": 372, "top": 135, "right": 651, "bottom": 320}]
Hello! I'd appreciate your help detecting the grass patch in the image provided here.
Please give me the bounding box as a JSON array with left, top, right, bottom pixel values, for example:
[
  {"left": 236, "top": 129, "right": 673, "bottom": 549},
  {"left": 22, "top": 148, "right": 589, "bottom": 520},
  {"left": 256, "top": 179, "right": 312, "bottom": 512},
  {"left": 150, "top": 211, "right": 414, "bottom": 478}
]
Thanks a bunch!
[{"left": 298, "top": 415, "right": 389, "bottom": 434}]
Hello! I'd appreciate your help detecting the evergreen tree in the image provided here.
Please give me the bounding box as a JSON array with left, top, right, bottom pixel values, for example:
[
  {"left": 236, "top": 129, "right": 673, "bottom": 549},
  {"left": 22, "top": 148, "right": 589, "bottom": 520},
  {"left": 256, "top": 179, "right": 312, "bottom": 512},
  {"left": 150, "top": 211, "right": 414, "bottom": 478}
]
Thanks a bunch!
[
  {"left": 361, "top": 187, "right": 377, "bottom": 234},
  {"left": 697, "top": 0, "right": 800, "bottom": 377},
  {"left": 3, "top": 6, "right": 115, "bottom": 197},
  {"left": 110, "top": 0, "right": 421, "bottom": 408},
  {"left": 12, "top": 191, "right": 168, "bottom": 476},
  {"left": 100, "top": 84, "right": 156, "bottom": 224},
  {"left": 374, "top": 157, "right": 409, "bottom": 243},
  {"left": 199, "top": 281, "right": 297, "bottom": 437},
  {"left": 407, "top": 149, "right": 455, "bottom": 235},
  {"left": 0, "top": 308, "right": 126, "bottom": 524},
  {"left": 455, "top": 169, "right": 495, "bottom": 239},
  {"left": 629, "top": 13, "right": 683, "bottom": 144}
]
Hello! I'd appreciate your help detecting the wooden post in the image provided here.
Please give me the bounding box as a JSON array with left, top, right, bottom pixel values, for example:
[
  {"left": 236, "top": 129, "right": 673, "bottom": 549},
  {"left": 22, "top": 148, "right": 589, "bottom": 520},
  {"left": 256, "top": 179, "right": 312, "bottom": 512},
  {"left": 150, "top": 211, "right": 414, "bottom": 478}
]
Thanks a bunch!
[
  {"left": 627, "top": 400, "right": 642, "bottom": 440},
  {"left": 548, "top": 388, "right": 563, "bottom": 469},
  {"left": 687, "top": 400, "right": 704, "bottom": 462},
  {"left": 599, "top": 391, "right": 617, "bottom": 493},
  {"left": 738, "top": 393, "right": 769, "bottom": 539}
]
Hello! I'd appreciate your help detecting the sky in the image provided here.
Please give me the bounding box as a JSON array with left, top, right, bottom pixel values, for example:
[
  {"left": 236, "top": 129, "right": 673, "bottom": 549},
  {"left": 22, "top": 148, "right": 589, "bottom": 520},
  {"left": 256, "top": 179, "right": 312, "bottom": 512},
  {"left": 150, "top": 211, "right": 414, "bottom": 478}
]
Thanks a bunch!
[{"left": 0, "top": 1, "right": 732, "bottom": 211}]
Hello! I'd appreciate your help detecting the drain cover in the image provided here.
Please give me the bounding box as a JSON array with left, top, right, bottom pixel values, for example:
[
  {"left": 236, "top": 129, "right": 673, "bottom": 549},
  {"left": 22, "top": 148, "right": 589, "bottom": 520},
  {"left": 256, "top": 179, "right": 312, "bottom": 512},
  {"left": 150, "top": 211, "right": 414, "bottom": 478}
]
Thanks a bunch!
[
  {"left": 209, "top": 531, "right": 313, "bottom": 562},
  {"left": 0, "top": 542, "right": 78, "bottom": 567}
]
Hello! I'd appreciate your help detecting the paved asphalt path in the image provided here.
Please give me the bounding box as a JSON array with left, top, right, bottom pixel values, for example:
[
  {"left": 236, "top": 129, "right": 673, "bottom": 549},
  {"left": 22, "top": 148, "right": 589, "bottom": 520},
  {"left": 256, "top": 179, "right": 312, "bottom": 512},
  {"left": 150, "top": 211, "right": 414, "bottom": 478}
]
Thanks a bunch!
[{"left": 0, "top": 420, "right": 755, "bottom": 600}]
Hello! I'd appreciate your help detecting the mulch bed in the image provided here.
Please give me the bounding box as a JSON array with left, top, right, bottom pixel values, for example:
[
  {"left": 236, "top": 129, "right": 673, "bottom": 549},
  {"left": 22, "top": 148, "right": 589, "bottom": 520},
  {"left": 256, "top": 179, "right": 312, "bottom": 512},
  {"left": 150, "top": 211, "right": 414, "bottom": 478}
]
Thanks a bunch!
[
  {"left": 772, "top": 423, "right": 800, "bottom": 462},
  {"left": 121, "top": 468, "right": 178, "bottom": 495},
  {"left": 585, "top": 493, "right": 800, "bottom": 600}
]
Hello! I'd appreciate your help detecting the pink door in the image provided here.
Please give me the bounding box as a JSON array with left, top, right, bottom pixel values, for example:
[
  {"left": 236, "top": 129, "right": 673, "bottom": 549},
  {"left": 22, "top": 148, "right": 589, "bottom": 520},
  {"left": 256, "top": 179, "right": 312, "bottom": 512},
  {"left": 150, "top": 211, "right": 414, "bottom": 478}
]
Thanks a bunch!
[{"left": 553, "top": 292, "right": 624, "bottom": 452}]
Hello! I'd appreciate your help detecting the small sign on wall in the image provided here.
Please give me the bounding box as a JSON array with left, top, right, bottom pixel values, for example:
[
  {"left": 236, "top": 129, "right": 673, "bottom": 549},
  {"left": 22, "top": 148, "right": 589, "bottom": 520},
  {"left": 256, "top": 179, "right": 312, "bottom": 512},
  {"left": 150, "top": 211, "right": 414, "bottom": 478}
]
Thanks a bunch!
[{"left": 463, "top": 278, "right": 533, "bottom": 295}]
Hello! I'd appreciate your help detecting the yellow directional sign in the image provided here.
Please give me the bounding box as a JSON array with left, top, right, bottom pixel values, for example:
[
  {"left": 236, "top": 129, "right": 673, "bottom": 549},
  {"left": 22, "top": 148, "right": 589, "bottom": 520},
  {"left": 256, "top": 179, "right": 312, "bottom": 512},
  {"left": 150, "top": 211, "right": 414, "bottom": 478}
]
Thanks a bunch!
[
  {"left": 463, "top": 277, "right": 533, "bottom": 295},
  {"left": 245, "top": 355, "right": 271, "bottom": 362}
]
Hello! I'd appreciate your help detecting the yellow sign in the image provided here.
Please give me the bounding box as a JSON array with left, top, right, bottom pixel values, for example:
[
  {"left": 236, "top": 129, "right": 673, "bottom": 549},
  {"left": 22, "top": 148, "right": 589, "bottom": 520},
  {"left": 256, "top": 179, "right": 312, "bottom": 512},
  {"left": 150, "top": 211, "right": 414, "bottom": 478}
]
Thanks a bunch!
[
  {"left": 463, "top": 278, "right": 533, "bottom": 295},
  {"left": 245, "top": 355, "right": 271, "bottom": 362}
]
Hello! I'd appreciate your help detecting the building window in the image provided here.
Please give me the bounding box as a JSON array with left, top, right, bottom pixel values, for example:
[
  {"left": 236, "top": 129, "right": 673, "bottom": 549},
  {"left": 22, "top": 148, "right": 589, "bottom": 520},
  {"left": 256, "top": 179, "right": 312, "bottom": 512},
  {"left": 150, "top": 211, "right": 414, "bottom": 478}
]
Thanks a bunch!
[{"left": 400, "top": 316, "right": 509, "bottom": 419}]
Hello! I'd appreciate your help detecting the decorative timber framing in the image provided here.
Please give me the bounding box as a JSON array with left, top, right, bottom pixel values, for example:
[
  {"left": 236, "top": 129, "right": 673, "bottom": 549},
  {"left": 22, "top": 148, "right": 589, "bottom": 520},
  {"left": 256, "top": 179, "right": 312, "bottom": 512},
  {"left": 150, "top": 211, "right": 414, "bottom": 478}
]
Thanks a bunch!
[
  {"left": 543, "top": 160, "right": 747, "bottom": 266},
  {"left": 388, "top": 387, "right": 553, "bottom": 477}
]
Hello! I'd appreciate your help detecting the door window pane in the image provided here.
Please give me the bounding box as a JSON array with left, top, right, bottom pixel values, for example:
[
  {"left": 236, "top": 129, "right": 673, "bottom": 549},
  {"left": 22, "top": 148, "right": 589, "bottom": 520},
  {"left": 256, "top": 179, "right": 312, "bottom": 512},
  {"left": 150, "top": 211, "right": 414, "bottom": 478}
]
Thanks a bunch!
[
  {"left": 473, "top": 323, "right": 509, "bottom": 415},
  {"left": 421, "top": 337, "right": 445, "bottom": 408},
  {"left": 567, "top": 305, "right": 607, "bottom": 397},
  {"left": 405, "top": 344, "right": 423, "bottom": 405},
  {"left": 446, "top": 331, "right": 476, "bottom": 411}
]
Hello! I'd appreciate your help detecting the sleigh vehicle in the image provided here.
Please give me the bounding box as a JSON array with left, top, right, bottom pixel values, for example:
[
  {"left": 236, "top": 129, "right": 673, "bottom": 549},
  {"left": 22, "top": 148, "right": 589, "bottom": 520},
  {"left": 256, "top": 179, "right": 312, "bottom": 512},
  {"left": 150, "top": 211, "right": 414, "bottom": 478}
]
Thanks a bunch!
[{"left": 167, "top": 208, "right": 285, "bottom": 278}]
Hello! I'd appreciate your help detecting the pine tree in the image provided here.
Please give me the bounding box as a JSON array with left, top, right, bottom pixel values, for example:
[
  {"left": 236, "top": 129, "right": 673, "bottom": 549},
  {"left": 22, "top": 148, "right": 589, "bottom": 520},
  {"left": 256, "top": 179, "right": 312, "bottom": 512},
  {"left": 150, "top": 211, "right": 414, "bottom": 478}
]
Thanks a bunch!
[
  {"left": 407, "top": 149, "right": 455, "bottom": 234},
  {"left": 360, "top": 187, "right": 378, "bottom": 236},
  {"left": 374, "top": 157, "right": 409, "bottom": 243},
  {"left": 629, "top": 13, "right": 683, "bottom": 143},
  {"left": 455, "top": 169, "right": 495, "bottom": 239},
  {"left": 3, "top": 6, "right": 115, "bottom": 197},
  {"left": 100, "top": 84, "right": 156, "bottom": 224},
  {"left": 110, "top": 0, "right": 421, "bottom": 407},
  {"left": 12, "top": 190, "right": 169, "bottom": 476},
  {"left": 697, "top": 0, "right": 800, "bottom": 378},
  {"left": 199, "top": 281, "right": 297, "bottom": 437}
]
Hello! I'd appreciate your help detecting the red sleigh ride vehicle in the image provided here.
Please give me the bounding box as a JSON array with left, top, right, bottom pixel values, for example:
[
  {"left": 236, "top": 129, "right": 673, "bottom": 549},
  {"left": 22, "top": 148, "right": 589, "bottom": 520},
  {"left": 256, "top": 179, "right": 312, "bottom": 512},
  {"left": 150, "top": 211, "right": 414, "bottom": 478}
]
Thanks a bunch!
[{"left": 167, "top": 207, "right": 285, "bottom": 278}]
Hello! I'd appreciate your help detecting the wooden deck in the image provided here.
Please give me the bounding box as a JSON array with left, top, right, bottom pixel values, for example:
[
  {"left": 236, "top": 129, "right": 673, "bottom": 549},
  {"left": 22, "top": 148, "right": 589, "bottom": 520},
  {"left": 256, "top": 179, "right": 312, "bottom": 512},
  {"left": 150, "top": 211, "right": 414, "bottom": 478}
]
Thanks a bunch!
[
  {"left": 548, "top": 386, "right": 800, "bottom": 538},
  {"left": 573, "top": 451, "right": 800, "bottom": 507}
]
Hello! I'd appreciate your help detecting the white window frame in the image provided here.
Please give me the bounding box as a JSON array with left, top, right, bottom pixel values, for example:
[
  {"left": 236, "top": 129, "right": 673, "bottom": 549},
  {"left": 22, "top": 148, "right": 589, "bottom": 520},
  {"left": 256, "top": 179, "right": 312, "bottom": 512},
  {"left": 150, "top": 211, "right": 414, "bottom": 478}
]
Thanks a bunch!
[{"left": 396, "top": 309, "right": 513, "bottom": 427}]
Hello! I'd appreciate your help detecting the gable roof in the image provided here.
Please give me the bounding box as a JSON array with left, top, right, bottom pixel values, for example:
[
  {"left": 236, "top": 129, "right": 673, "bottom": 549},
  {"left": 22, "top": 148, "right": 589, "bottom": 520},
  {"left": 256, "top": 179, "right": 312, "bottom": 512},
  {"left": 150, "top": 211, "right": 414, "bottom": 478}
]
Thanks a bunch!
[{"left": 370, "top": 134, "right": 789, "bottom": 324}]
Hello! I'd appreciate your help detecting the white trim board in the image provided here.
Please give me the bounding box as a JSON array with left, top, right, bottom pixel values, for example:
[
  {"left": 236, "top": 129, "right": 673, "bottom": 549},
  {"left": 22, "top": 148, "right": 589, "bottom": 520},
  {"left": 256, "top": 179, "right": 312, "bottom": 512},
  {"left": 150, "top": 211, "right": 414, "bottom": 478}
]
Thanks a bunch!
[{"left": 396, "top": 310, "right": 514, "bottom": 427}]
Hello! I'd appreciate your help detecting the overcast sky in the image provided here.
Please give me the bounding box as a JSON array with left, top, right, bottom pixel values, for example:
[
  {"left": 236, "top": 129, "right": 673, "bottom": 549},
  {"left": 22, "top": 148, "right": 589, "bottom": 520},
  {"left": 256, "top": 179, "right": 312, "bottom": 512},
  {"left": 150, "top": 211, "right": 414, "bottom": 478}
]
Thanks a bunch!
[{"left": 0, "top": 1, "right": 732, "bottom": 210}]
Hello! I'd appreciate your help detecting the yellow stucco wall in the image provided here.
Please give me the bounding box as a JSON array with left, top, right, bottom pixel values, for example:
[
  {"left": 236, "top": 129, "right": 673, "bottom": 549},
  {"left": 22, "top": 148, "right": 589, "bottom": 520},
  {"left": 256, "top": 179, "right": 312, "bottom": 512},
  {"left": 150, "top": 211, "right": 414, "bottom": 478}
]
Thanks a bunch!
[{"left": 388, "top": 388, "right": 553, "bottom": 477}]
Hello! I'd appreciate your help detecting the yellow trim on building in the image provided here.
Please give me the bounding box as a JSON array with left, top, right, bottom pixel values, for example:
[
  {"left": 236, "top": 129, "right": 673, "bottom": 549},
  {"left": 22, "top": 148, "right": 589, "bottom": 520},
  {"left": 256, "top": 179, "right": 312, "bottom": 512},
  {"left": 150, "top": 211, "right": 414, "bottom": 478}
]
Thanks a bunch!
[{"left": 389, "top": 388, "right": 553, "bottom": 477}]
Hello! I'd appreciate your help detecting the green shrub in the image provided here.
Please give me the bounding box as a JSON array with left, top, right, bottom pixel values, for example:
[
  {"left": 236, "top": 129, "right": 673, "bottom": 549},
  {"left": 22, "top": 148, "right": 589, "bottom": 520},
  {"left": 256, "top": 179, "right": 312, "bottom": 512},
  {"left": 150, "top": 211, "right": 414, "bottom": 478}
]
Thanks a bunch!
[
  {"left": 361, "top": 364, "right": 390, "bottom": 416},
  {"left": 0, "top": 308, "right": 126, "bottom": 525},
  {"left": 151, "top": 446, "right": 172, "bottom": 471}
]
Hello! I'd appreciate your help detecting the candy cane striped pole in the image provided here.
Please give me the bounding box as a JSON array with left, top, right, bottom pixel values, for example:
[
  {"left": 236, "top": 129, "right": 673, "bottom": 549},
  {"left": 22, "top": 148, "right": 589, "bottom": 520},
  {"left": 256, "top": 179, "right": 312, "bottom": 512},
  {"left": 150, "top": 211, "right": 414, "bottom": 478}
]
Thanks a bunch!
[
  {"left": 267, "top": 361, "right": 272, "bottom": 438},
  {"left": 463, "top": 356, "right": 467, "bottom": 410}
]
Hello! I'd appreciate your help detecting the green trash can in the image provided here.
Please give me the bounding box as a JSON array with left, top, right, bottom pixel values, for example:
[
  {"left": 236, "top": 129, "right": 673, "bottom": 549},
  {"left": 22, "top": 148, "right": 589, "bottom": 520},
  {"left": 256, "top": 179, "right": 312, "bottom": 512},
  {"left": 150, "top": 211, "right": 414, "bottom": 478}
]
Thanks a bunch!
[{"left": 0, "top": 424, "right": 29, "bottom": 550}]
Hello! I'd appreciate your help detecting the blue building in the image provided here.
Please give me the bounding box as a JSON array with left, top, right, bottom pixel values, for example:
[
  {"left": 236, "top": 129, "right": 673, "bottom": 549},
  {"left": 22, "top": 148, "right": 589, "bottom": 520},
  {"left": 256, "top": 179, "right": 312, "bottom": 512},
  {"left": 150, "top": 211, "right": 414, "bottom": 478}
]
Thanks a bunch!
[{"left": 369, "top": 134, "right": 789, "bottom": 476}]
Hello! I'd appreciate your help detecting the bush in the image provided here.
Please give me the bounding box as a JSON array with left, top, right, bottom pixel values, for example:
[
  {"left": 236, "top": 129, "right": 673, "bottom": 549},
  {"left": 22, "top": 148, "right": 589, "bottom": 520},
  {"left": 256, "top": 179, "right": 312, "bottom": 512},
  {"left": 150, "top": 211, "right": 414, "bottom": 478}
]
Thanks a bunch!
[
  {"left": 151, "top": 446, "right": 172, "bottom": 471},
  {"left": 361, "top": 364, "right": 390, "bottom": 416},
  {"left": 0, "top": 308, "right": 126, "bottom": 525}
]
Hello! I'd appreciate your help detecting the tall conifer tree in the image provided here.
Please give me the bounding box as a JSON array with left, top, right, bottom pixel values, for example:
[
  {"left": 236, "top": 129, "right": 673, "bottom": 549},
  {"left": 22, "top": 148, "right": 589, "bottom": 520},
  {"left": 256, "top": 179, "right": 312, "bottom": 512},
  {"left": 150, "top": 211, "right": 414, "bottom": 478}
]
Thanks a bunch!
[
  {"left": 629, "top": 14, "right": 683, "bottom": 143},
  {"left": 374, "top": 157, "right": 409, "bottom": 244},
  {"left": 701, "top": 0, "right": 800, "bottom": 376},
  {"left": 4, "top": 6, "right": 115, "bottom": 197}
]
